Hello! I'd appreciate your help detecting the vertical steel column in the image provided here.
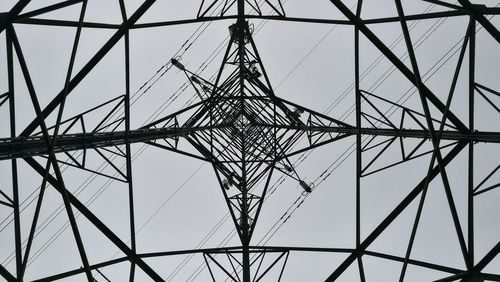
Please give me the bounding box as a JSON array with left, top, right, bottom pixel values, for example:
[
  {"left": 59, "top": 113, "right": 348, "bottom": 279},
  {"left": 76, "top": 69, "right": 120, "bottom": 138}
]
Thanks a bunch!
[
  {"left": 6, "top": 25, "right": 22, "bottom": 279},
  {"left": 468, "top": 17, "right": 475, "bottom": 269},
  {"left": 354, "top": 0, "right": 365, "bottom": 281},
  {"left": 236, "top": 1, "right": 251, "bottom": 281},
  {"left": 118, "top": 0, "right": 137, "bottom": 280}
]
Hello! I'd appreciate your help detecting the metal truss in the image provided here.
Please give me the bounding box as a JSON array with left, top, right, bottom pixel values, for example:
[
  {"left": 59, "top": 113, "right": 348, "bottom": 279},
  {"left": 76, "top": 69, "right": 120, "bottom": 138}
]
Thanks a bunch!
[{"left": 0, "top": 0, "right": 499, "bottom": 281}]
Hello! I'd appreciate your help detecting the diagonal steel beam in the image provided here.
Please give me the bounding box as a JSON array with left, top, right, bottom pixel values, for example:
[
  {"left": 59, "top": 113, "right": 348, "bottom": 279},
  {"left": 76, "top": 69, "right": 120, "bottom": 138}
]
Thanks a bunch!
[
  {"left": 423, "top": 0, "right": 464, "bottom": 11},
  {"left": 0, "top": 264, "right": 15, "bottom": 282},
  {"left": 394, "top": 0, "right": 469, "bottom": 269},
  {"left": 398, "top": 18, "right": 473, "bottom": 280},
  {"left": 474, "top": 241, "right": 500, "bottom": 273},
  {"left": 23, "top": 156, "right": 165, "bottom": 282},
  {"left": 0, "top": 0, "right": 30, "bottom": 33},
  {"left": 364, "top": 250, "right": 463, "bottom": 275},
  {"left": 328, "top": 0, "right": 468, "bottom": 133},
  {"left": 9, "top": 23, "right": 94, "bottom": 280},
  {"left": 14, "top": 0, "right": 84, "bottom": 21},
  {"left": 457, "top": 0, "right": 500, "bottom": 43},
  {"left": 325, "top": 141, "right": 467, "bottom": 281},
  {"left": 13, "top": 18, "right": 120, "bottom": 29},
  {"left": 20, "top": 0, "right": 157, "bottom": 137},
  {"left": 32, "top": 257, "right": 128, "bottom": 282}
]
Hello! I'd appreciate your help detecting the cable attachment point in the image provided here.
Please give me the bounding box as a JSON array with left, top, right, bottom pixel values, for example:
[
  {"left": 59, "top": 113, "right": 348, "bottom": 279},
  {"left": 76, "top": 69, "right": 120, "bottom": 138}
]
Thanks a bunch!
[
  {"left": 299, "top": 180, "right": 313, "bottom": 194},
  {"left": 171, "top": 56, "right": 185, "bottom": 71}
]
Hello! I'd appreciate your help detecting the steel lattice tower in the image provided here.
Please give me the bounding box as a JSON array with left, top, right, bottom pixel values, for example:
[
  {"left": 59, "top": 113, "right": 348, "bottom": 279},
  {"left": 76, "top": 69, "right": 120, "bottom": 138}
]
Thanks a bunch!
[{"left": 0, "top": 0, "right": 499, "bottom": 281}]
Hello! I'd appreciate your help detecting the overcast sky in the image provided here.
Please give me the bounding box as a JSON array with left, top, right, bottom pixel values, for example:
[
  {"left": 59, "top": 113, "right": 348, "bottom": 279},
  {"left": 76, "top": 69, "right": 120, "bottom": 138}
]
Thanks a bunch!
[{"left": 0, "top": 0, "right": 499, "bottom": 281}]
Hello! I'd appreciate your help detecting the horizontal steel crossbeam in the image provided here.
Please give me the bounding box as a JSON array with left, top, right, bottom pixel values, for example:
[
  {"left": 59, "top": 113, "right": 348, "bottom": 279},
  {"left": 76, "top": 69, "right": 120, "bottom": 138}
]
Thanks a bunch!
[{"left": 1, "top": 126, "right": 498, "bottom": 160}]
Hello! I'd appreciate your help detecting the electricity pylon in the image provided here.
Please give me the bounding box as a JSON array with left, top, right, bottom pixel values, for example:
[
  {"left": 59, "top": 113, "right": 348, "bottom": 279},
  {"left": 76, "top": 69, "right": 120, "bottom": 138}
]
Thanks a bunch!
[{"left": 0, "top": 0, "right": 499, "bottom": 281}]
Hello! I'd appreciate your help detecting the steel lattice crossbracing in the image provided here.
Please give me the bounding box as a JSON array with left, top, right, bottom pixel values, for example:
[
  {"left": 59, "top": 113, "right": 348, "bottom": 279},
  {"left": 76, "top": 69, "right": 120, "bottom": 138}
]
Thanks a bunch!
[{"left": 0, "top": 0, "right": 499, "bottom": 281}]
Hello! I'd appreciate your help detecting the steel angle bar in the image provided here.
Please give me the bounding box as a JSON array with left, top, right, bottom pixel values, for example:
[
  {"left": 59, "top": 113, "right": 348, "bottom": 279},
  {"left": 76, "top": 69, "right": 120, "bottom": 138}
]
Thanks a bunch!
[
  {"left": 328, "top": 0, "right": 468, "bottom": 133},
  {"left": 31, "top": 257, "right": 128, "bottom": 282},
  {"left": 364, "top": 250, "right": 463, "bottom": 275},
  {"left": 14, "top": 0, "right": 84, "bottom": 21},
  {"left": 0, "top": 0, "right": 30, "bottom": 33},
  {"left": 394, "top": 0, "right": 469, "bottom": 270},
  {"left": 325, "top": 141, "right": 467, "bottom": 281},
  {"left": 20, "top": 0, "right": 157, "bottom": 137},
  {"left": 458, "top": 0, "right": 500, "bottom": 43},
  {"left": 0, "top": 264, "right": 15, "bottom": 282},
  {"left": 23, "top": 157, "right": 165, "bottom": 281}
]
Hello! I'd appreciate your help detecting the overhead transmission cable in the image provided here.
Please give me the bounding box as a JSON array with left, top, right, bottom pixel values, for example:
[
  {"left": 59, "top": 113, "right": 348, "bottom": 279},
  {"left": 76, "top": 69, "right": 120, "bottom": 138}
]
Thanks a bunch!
[{"left": 1, "top": 0, "right": 226, "bottom": 267}]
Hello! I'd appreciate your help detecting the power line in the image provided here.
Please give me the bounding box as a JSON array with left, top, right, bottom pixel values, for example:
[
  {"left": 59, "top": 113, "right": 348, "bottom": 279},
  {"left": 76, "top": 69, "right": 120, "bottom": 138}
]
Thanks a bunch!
[{"left": 1, "top": 0, "right": 226, "bottom": 267}]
